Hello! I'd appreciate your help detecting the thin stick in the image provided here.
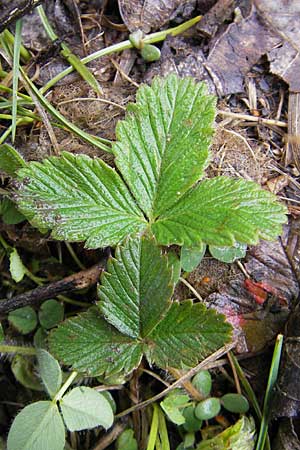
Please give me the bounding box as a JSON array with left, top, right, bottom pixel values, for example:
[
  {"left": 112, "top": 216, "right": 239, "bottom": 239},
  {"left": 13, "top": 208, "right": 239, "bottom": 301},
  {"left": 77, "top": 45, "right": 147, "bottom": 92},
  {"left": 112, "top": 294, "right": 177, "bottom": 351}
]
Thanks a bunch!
[
  {"left": 179, "top": 277, "right": 203, "bottom": 301},
  {"left": 227, "top": 351, "right": 241, "bottom": 394},
  {"left": 217, "top": 110, "right": 287, "bottom": 128},
  {"left": 0, "top": 263, "right": 104, "bottom": 314},
  {"left": 115, "top": 343, "right": 235, "bottom": 419}
]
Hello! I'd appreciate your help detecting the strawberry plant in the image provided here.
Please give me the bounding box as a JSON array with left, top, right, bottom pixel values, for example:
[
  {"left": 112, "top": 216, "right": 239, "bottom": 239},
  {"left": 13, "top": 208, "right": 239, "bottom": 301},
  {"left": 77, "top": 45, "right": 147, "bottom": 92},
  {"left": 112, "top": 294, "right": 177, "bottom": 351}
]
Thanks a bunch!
[{"left": 1, "top": 74, "right": 287, "bottom": 448}]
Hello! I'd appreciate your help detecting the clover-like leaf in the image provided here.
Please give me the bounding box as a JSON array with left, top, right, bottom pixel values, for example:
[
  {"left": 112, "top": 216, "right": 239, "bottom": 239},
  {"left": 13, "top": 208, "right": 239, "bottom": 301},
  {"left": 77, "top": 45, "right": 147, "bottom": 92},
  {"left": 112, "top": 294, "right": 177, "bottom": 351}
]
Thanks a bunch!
[
  {"left": 15, "top": 152, "right": 147, "bottom": 249},
  {"left": 50, "top": 236, "right": 232, "bottom": 376},
  {"left": 151, "top": 177, "right": 287, "bottom": 247},
  {"left": 60, "top": 386, "right": 114, "bottom": 431},
  {"left": 7, "top": 401, "right": 65, "bottom": 450},
  {"left": 98, "top": 236, "right": 173, "bottom": 338},
  {"left": 113, "top": 74, "right": 215, "bottom": 218},
  {"left": 37, "top": 349, "right": 62, "bottom": 398}
]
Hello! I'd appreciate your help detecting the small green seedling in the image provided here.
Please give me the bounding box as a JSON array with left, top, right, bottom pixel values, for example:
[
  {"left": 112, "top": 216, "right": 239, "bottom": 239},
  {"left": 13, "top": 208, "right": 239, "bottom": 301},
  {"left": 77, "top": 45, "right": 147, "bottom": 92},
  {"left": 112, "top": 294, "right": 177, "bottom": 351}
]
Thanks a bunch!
[
  {"left": 8, "top": 300, "right": 64, "bottom": 335},
  {"left": 195, "top": 397, "right": 221, "bottom": 420},
  {"left": 221, "top": 393, "right": 250, "bottom": 414},
  {"left": 192, "top": 370, "right": 212, "bottom": 398},
  {"left": 7, "top": 350, "right": 114, "bottom": 450}
]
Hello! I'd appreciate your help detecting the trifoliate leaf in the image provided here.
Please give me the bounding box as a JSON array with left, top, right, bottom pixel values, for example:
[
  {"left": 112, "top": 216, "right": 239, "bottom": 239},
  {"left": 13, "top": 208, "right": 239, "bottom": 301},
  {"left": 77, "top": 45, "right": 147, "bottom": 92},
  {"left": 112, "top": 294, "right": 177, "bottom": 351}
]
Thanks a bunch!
[
  {"left": 14, "top": 75, "right": 286, "bottom": 251},
  {"left": 50, "top": 236, "right": 232, "bottom": 375},
  {"left": 7, "top": 401, "right": 65, "bottom": 450},
  {"left": 15, "top": 152, "right": 146, "bottom": 249},
  {"left": 152, "top": 177, "right": 287, "bottom": 247},
  {"left": 98, "top": 236, "right": 173, "bottom": 338},
  {"left": 37, "top": 349, "right": 62, "bottom": 398},
  {"left": 181, "top": 243, "right": 206, "bottom": 272},
  {"left": 160, "top": 390, "right": 190, "bottom": 425},
  {"left": 39, "top": 300, "right": 64, "bottom": 329},
  {"left": 60, "top": 387, "right": 113, "bottom": 431},
  {"left": 49, "top": 308, "right": 143, "bottom": 377},
  {"left": 8, "top": 306, "right": 37, "bottom": 334},
  {"left": 196, "top": 416, "right": 256, "bottom": 450},
  {"left": 145, "top": 300, "right": 232, "bottom": 368},
  {"left": 113, "top": 74, "right": 215, "bottom": 218},
  {"left": 0, "top": 143, "right": 26, "bottom": 177},
  {"left": 9, "top": 248, "right": 26, "bottom": 282},
  {"left": 209, "top": 242, "right": 247, "bottom": 263}
]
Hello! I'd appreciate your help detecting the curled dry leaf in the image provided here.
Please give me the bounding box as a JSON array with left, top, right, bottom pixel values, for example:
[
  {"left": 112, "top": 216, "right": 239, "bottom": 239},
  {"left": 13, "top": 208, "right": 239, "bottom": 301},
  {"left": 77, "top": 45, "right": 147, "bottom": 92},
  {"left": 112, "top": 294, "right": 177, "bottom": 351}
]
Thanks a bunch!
[
  {"left": 118, "top": 0, "right": 194, "bottom": 32},
  {"left": 205, "top": 6, "right": 281, "bottom": 95}
]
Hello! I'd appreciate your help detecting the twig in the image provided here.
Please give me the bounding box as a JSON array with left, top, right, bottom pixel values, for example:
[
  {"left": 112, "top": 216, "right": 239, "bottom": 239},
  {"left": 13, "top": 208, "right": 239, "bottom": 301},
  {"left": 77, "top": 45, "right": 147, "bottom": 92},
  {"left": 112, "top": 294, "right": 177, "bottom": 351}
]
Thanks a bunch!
[
  {"left": 115, "top": 343, "right": 235, "bottom": 419},
  {"left": 0, "top": 263, "right": 104, "bottom": 314},
  {"left": 179, "top": 277, "right": 203, "bottom": 301},
  {"left": 92, "top": 422, "right": 127, "bottom": 450},
  {"left": 217, "top": 110, "right": 287, "bottom": 127}
]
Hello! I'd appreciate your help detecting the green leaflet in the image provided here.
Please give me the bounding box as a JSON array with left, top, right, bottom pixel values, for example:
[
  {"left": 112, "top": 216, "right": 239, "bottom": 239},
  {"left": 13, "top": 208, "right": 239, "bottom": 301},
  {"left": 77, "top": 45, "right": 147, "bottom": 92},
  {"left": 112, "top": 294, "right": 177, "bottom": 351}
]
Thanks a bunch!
[
  {"left": 50, "top": 236, "right": 232, "bottom": 376},
  {"left": 13, "top": 74, "right": 286, "bottom": 249},
  {"left": 49, "top": 308, "right": 144, "bottom": 377},
  {"left": 7, "top": 401, "right": 65, "bottom": 450},
  {"left": 113, "top": 74, "right": 215, "bottom": 218},
  {"left": 37, "top": 349, "right": 62, "bottom": 398},
  {"left": 15, "top": 152, "right": 147, "bottom": 249},
  {"left": 98, "top": 236, "right": 173, "bottom": 338},
  {"left": 196, "top": 416, "right": 256, "bottom": 450},
  {"left": 60, "top": 386, "right": 113, "bottom": 431},
  {"left": 145, "top": 300, "right": 232, "bottom": 368},
  {"left": 151, "top": 177, "right": 287, "bottom": 247}
]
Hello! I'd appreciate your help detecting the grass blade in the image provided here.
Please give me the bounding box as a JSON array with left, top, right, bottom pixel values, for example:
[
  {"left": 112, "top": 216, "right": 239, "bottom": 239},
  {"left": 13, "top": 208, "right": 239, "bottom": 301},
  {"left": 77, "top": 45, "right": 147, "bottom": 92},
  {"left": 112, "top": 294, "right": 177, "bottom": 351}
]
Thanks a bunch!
[
  {"left": 255, "top": 334, "right": 284, "bottom": 450},
  {"left": 229, "top": 351, "right": 270, "bottom": 450},
  {"left": 19, "top": 68, "right": 112, "bottom": 152},
  {"left": 37, "top": 5, "right": 102, "bottom": 95},
  {"left": 12, "top": 19, "right": 23, "bottom": 142}
]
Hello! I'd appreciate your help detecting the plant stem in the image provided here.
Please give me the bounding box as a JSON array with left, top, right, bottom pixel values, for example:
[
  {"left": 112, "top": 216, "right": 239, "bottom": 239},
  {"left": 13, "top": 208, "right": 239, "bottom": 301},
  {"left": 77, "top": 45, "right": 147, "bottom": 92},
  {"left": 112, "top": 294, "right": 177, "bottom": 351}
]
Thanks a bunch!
[
  {"left": 11, "top": 19, "right": 23, "bottom": 142},
  {"left": 41, "top": 16, "right": 202, "bottom": 94},
  {"left": 157, "top": 407, "right": 170, "bottom": 450},
  {"left": 20, "top": 67, "right": 112, "bottom": 152},
  {"left": 0, "top": 344, "right": 36, "bottom": 355},
  {"left": 147, "top": 403, "right": 159, "bottom": 450},
  {"left": 53, "top": 370, "right": 78, "bottom": 402},
  {"left": 37, "top": 5, "right": 58, "bottom": 41},
  {"left": 65, "top": 242, "right": 86, "bottom": 270}
]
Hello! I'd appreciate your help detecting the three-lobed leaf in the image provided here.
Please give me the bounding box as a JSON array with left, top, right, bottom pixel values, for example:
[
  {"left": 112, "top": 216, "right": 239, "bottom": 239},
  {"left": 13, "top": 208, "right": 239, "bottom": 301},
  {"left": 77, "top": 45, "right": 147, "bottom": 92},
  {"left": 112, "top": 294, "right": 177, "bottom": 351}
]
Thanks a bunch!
[
  {"left": 7, "top": 401, "right": 65, "bottom": 450},
  {"left": 13, "top": 74, "right": 286, "bottom": 250},
  {"left": 50, "top": 236, "right": 232, "bottom": 376}
]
